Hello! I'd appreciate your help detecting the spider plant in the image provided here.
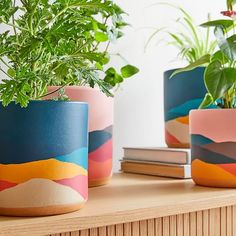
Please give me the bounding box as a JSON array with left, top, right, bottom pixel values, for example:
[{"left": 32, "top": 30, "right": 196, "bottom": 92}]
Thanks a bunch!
[
  {"left": 145, "top": 3, "right": 216, "bottom": 64},
  {"left": 173, "top": 0, "right": 236, "bottom": 109}
]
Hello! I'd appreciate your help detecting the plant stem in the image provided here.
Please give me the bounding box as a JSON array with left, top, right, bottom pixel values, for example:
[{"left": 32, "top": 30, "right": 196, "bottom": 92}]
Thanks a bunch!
[
  {"left": 37, "top": 81, "right": 71, "bottom": 99},
  {"left": 104, "top": 41, "right": 110, "bottom": 53},
  {"left": 29, "top": 0, "right": 41, "bottom": 35},
  {"left": 0, "top": 58, "right": 12, "bottom": 70},
  {"left": 12, "top": 0, "right": 17, "bottom": 36},
  {"left": 40, "top": 7, "right": 68, "bottom": 32},
  {"left": 2, "top": 22, "right": 28, "bottom": 32},
  {"left": 0, "top": 67, "right": 12, "bottom": 79}
]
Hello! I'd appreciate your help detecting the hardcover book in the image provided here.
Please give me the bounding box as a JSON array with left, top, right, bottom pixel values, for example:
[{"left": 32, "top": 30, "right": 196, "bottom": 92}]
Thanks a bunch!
[
  {"left": 121, "top": 161, "right": 191, "bottom": 179},
  {"left": 123, "top": 147, "right": 191, "bottom": 164}
]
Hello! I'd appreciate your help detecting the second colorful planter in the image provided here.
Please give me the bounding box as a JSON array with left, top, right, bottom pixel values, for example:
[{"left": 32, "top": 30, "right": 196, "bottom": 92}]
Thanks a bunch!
[
  {"left": 164, "top": 67, "right": 207, "bottom": 148},
  {"left": 47, "top": 86, "right": 113, "bottom": 187}
]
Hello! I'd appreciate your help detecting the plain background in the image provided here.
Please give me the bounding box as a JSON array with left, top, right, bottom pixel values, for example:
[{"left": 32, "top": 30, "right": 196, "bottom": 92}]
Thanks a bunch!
[{"left": 112, "top": 0, "right": 225, "bottom": 171}]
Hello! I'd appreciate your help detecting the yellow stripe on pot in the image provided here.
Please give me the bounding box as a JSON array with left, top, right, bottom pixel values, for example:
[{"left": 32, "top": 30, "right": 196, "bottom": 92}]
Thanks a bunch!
[{"left": 0, "top": 159, "right": 87, "bottom": 183}]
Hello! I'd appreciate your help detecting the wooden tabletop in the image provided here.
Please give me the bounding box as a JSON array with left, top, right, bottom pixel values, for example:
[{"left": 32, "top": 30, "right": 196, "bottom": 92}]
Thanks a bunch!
[{"left": 2, "top": 173, "right": 236, "bottom": 236}]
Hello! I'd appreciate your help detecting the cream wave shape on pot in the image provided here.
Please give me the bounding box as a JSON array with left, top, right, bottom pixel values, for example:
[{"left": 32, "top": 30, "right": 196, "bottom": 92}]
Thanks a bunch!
[{"left": 0, "top": 178, "right": 85, "bottom": 208}]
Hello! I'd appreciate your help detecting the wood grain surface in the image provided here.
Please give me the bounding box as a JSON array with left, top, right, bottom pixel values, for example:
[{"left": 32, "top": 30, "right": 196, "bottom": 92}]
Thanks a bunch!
[{"left": 1, "top": 173, "right": 236, "bottom": 236}]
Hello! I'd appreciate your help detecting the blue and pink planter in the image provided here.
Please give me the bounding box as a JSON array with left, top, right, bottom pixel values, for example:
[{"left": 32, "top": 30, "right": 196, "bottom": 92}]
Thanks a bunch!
[{"left": 47, "top": 86, "right": 113, "bottom": 187}]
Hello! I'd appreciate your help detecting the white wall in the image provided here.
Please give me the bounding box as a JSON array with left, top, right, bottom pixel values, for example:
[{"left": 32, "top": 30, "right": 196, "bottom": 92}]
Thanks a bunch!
[{"left": 112, "top": 0, "right": 225, "bottom": 171}]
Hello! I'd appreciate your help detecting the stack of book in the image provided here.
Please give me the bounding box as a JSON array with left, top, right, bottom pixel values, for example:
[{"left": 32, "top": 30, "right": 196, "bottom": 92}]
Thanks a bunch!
[{"left": 120, "top": 147, "right": 191, "bottom": 179}]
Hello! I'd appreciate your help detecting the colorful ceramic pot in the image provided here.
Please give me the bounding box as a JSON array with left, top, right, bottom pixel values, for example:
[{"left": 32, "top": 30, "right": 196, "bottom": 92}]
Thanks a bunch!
[
  {"left": 47, "top": 86, "right": 113, "bottom": 187},
  {"left": 164, "top": 67, "right": 207, "bottom": 148},
  {"left": 0, "top": 101, "right": 88, "bottom": 216},
  {"left": 190, "top": 109, "right": 236, "bottom": 188}
]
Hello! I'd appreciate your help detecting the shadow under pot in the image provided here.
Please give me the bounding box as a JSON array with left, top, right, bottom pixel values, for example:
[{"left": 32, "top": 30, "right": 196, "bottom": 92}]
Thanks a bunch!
[
  {"left": 190, "top": 109, "right": 236, "bottom": 188},
  {"left": 0, "top": 101, "right": 88, "bottom": 216},
  {"left": 47, "top": 86, "right": 113, "bottom": 187},
  {"left": 164, "top": 67, "right": 207, "bottom": 148}
]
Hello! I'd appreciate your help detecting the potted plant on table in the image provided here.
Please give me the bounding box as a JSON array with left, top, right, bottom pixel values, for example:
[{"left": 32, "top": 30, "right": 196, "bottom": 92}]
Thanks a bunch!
[
  {"left": 177, "top": 0, "right": 236, "bottom": 187},
  {"left": 45, "top": 0, "right": 139, "bottom": 187},
  {"left": 146, "top": 4, "right": 216, "bottom": 148},
  {"left": 0, "top": 0, "right": 104, "bottom": 216}
]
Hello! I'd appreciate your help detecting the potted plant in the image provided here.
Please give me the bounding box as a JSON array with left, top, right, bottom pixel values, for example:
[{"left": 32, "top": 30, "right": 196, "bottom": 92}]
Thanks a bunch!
[
  {"left": 178, "top": 0, "right": 236, "bottom": 187},
  {"left": 146, "top": 4, "right": 216, "bottom": 148},
  {"left": 0, "top": 0, "right": 91, "bottom": 216},
  {"left": 45, "top": 1, "right": 139, "bottom": 187}
]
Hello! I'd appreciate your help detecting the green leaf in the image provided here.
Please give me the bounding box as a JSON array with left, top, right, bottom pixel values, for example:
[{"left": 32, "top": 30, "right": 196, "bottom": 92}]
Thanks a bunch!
[
  {"left": 121, "top": 65, "right": 139, "bottom": 78},
  {"left": 105, "top": 67, "right": 116, "bottom": 75},
  {"left": 211, "top": 50, "right": 229, "bottom": 64},
  {"left": 92, "top": 21, "right": 99, "bottom": 30},
  {"left": 201, "top": 20, "right": 234, "bottom": 29},
  {"left": 199, "top": 93, "right": 214, "bottom": 109},
  {"left": 214, "top": 26, "right": 236, "bottom": 61},
  {"left": 7, "top": 68, "right": 15, "bottom": 77},
  {"left": 95, "top": 62, "right": 103, "bottom": 70},
  {"left": 171, "top": 54, "right": 210, "bottom": 78},
  {"left": 94, "top": 31, "right": 109, "bottom": 42},
  {"left": 204, "top": 60, "right": 236, "bottom": 101},
  {"left": 114, "top": 73, "right": 124, "bottom": 83}
]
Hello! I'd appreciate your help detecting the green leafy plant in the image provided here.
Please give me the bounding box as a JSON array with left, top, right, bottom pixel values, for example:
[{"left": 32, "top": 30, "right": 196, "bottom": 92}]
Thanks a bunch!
[
  {"left": 174, "top": 1, "right": 236, "bottom": 108},
  {"left": 0, "top": 0, "right": 139, "bottom": 107},
  {"left": 145, "top": 3, "right": 216, "bottom": 64}
]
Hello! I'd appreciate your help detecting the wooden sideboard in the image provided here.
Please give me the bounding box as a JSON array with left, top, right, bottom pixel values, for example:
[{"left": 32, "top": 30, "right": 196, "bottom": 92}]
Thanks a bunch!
[{"left": 1, "top": 173, "right": 236, "bottom": 236}]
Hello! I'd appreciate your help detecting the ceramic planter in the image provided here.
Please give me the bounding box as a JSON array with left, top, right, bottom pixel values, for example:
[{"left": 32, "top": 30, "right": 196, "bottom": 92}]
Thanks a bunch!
[
  {"left": 47, "top": 86, "right": 113, "bottom": 187},
  {"left": 0, "top": 101, "right": 88, "bottom": 216},
  {"left": 190, "top": 109, "right": 236, "bottom": 188},
  {"left": 164, "top": 67, "right": 207, "bottom": 148}
]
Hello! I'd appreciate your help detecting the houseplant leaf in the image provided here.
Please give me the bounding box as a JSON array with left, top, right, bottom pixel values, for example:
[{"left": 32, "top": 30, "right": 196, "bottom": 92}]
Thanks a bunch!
[
  {"left": 94, "top": 32, "right": 109, "bottom": 42},
  {"left": 214, "top": 26, "right": 236, "bottom": 61},
  {"left": 121, "top": 65, "right": 139, "bottom": 78},
  {"left": 204, "top": 60, "right": 236, "bottom": 101},
  {"left": 199, "top": 93, "right": 214, "bottom": 109},
  {"left": 171, "top": 54, "right": 210, "bottom": 77},
  {"left": 201, "top": 20, "right": 234, "bottom": 29}
]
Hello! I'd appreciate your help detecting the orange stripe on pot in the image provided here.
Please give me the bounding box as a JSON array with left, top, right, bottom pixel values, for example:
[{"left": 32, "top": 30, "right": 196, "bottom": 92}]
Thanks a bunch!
[
  {"left": 0, "top": 159, "right": 87, "bottom": 183},
  {"left": 192, "top": 159, "right": 236, "bottom": 187},
  {"left": 176, "top": 115, "right": 189, "bottom": 124}
]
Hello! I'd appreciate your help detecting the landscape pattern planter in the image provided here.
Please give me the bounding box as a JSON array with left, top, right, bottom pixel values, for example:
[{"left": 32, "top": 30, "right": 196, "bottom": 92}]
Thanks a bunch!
[
  {"left": 47, "top": 87, "right": 113, "bottom": 187},
  {"left": 0, "top": 101, "right": 88, "bottom": 216},
  {"left": 164, "top": 67, "right": 207, "bottom": 148},
  {"left": 190, "top": 109, "right": 236, "bottom": 188}
]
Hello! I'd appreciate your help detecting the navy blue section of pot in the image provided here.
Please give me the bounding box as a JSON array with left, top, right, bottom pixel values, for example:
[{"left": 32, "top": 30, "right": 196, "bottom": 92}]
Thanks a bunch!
[
  {"left": 164, "top": 67, "right": 207, "bottom": 122},
  {"left": 0, "top": 101, "right": 88, "bottom": 165}
]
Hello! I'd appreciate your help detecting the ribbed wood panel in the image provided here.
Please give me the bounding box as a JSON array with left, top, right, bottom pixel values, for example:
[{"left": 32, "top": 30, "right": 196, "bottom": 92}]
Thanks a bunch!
[{"left": 50, "top": 206, "right": 236, "bottom": 236}]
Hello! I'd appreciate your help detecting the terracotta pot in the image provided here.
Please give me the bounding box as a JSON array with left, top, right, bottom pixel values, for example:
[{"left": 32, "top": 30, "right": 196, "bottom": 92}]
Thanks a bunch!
[
  {"left": 0, "top": 101, "right": 88, "bottom": 216},
  {"left": 47, "top": 86, "right": 113, "bottom": 187},
  {"left": 190, "top": 109, "right": 236, "bottom": 188},
  {"left": 164, "top": 67, "right": 207, "bottom": 148}
]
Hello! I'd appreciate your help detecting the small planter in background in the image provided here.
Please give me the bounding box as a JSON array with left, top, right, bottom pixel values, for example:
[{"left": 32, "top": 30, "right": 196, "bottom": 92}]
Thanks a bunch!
[
  {"left": 164, "top": 67, "right": 207, "bottom": 148},
  {"left": 47, "top": 86, "right": 113, "bottom": 187},
  {"left": 190, "top": 109, "right": 236, "bottom": 188},
  {"left": 0, "top": 101, "right": 88, "bottom": 216}
]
